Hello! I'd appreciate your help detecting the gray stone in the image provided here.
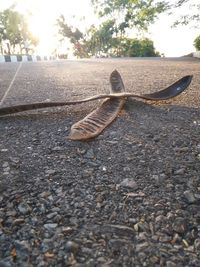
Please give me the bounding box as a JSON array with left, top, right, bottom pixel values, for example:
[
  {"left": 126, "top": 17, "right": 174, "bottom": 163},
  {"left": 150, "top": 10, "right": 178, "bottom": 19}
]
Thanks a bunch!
[
  {"left": 152, "top": 174, "right": 166, "bottom": 184},
  {"left": 52, "top": 146, "right": 63, "bottom": 151},
  {"left": 174, "top": 168, "right": 185, "bottom": 175},
  {"left": 85, "top": 149, "right": 95, "bottom": 159},
  {"left": 120, "top": 178, "right": 138, "bottom": 189},
  {"left": 2, "top": 162, "right": 9, "bottom": 168},
  {"left": 166, "top": 261, "right": 176, "bottom": 267},
  {"left": 45, "top": 169, "right": 56, "bottom": 175},
  {"left": 10, "top": 157, "right": 20, "bottom": 163},
  {"left": 44, "top": 223, "right": 58, "bottom": 230},
  {"left": 18, "top": 202, "right": 31, "bottom": 215},
  {"left": 155, "top": 215, "right": 166, "bottom": 223},
  {"left": 194, "top": 238, "right": 200, "bottom": 250},
  {"left": 172, "top": 217, "right": 187, "bottom": 234},
  {"left": 0, "top": 261, "right": 11, "bottom": 267},
  {"left": 184, "top": 190, "right": 197, "bottom": 204},
  {"left": 123, "top": 166, "right": 131, "bottom": 172},
  {"left": 149, "top": 256, "right": 159, "bottom": 264},
  {"left": 46, "top": 212, "right": 58, "bottom": 219},
  {"left": 14, "top": 240, "right": 31, "bottom": 261},
  {"left": 65, "top": 241, "right": 79, "bottom": 254},
  {"left": 135, "top": 242, "right": 149, "bottom": 252}
]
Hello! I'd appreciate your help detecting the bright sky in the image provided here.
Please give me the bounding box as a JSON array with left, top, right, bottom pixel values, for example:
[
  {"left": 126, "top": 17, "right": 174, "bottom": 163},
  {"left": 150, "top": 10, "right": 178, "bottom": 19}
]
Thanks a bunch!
[
  {"left": 0, "top": 0, "right": 199, "bottom": 57},
  {"left": 149, "top": 0, "right": 199, "bottom": 56}
]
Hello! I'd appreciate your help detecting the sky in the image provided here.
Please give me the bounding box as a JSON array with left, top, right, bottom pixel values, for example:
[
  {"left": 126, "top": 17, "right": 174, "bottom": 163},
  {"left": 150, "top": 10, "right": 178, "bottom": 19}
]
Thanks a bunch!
[
  {"left": 0, "top": 0, "right": 199, "bottom": 57},
  {"left": 149, "top": 0, "right": 199, "bottom": 56}
]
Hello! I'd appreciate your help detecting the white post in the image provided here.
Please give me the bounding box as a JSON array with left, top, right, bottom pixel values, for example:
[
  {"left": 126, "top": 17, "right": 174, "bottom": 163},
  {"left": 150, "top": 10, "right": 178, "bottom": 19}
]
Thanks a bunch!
[
  {"left": 0, "top": 55, "right": 5, "bottom": 63},
  {"left": 10, "top": 55, "right": 17, "bottom": 62},
  {"left": 32, "top": 55, "right": 37, "bottom": 62},
  {"left": 22, "top": 55, "right": 28, "bottom": 62}
]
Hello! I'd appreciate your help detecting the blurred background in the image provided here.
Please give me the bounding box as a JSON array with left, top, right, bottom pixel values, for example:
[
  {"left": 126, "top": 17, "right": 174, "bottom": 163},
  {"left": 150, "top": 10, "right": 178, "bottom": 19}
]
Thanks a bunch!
[{"left": 0, "top": 0, "right": 199, "bottom": 59}]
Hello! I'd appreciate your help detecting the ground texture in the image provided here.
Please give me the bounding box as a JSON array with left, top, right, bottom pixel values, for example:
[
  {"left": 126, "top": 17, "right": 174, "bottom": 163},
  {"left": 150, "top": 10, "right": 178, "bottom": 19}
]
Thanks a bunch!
[{"left": 0, "top": 57, "right": 200, "bottom": 267}]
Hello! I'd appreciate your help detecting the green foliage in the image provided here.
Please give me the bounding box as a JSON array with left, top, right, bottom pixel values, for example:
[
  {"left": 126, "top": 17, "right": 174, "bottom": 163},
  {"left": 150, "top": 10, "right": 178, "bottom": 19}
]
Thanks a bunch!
[
  {"left": 57, "top": 15, "right": 87, "bottom": 58},
  {"left": 139, "top": 38, "right": 159, "bottom": 57},
  {"left": 0, "top": 8, "right": 38, "bottom": 55},
  {"left": 194, "top": 35, "right": 200, "bottom": 51},
  {"left": 57, "top": 15, "right": 83, "bottom": 44},
  {"left": 57, "top": 13, "right": 159, "bottom": 58},
  {"left": 57, "top": 16, "right": 115, "bottom": 57},
  {"left": 171, "top": 1, "right": 200, "bottom": 27},
  {"left": 57, "top": 0, "right": 199, "bottom": 58},
  {"left": 91, "top": 0, "right": 200, "bottom": 29},
  {"left": 87, "top": 20, "right": 116, "bottom": 55},
  {"left": 110, "top": 37, "right": 159, "bottom": 57},
  {"left": 91, "top": 0, "right": 168, "bottom": 31}
]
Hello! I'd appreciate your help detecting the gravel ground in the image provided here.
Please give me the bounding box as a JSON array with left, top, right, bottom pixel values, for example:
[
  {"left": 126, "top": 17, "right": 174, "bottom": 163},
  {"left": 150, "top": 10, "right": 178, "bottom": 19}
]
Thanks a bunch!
[{"left": 0, "top": 57, "right": 200, "bottom": 267}]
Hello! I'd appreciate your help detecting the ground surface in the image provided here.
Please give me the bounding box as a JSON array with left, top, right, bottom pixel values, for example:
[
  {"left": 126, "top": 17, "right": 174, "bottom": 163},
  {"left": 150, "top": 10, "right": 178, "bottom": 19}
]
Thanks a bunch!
[{"left": 0, "top": 57, "right": 199, "bottom": 267}]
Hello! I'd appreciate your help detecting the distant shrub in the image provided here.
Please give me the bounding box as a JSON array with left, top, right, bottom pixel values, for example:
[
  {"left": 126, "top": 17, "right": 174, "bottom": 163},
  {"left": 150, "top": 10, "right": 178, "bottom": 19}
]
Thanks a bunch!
[{"left": 194, "top": 35, "right": 200, "bottom": 51}]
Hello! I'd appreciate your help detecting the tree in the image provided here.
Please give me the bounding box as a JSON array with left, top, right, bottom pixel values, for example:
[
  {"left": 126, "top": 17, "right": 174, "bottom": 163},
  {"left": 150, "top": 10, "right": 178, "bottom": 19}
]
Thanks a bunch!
[
  {"left": 57, "top": 15, "right": 87, "bottom": 57},
  {"left": 91, "top": 1, "right": 200, "bottom": 29},
  {"left": 194, "top": 35, "right": 200, "bottom": 51},
  {"left": 57, "top": 15, "right": 83, "bottom": 44},
  {"left": 87, "top": 19, "right": 116, "bottom": 56},
  {"left": 0, "top": 8, "right": 38, "bottom": 55},
  {"left": 172, "top": 0, "right": 200, "bottom": 27},
  {"left": 0, "top": 9, "right": 21, "bottom": 54},
  {"left": 140, "top": 38, "right": 159, "bottom": 56},
  {"left": 109, "top": 37, "right": 159, "bottom": 57},
  {"left": 91, "top": 0, "right": 168, "bottom": 32},
  {"left": 57, "top": 17, "right": 119, "bottom": 58},
  {"left": 57, "top": 13, "right": 159, "bottom": 58}
]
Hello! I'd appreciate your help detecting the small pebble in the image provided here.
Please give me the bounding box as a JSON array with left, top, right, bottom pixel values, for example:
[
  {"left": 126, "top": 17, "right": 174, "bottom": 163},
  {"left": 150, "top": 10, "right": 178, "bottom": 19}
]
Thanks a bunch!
[
  {"left": 172, "top": 217, "right": 187, "bottom": 234},
  {"left": 44, "top": 223, "right": 58, "bottom": 230},
  {"left": 18, "top": 202, "right": 31, "bottom": 215},
  {"left": 45, "top": 169, "right": 56, "bottom": 175},
  {"left": 184, "top": 190, "right": 197, "bottom": 204},
  {"left": 120, "top": 178, "right": 138, "bottom": 189},
  {"left": 65, "top": 241, "right": 79, "bottom": 254}
]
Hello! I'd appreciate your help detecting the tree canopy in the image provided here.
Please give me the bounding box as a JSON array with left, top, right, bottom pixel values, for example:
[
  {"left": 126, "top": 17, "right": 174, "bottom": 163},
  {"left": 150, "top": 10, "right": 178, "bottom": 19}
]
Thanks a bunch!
[
  {"left": 172, "top": 0, "right": 200, "bottom": 27},
  {"left": 91, "top": 0, "right": 168, "bottom": 32},
  {"left": 194, "top": 35, "right": 200, "bottom": 51},
  {"left": 87, "top": 0, "right": 200, "bottom": 56},
  {"left": 91, "top": 0, "right": 200, "bottom": 28},
  {"left": 57, "top": 0, "right": 165, "bottom": 58},
  {"left": 57, "top": 15, "right": 159, "bottom": 58},
  {"left": 0, "top": 8, "right": 38, "bottom": 55},
  {"left": 57, "top": 15, "right": 83, "bottom": 44}
]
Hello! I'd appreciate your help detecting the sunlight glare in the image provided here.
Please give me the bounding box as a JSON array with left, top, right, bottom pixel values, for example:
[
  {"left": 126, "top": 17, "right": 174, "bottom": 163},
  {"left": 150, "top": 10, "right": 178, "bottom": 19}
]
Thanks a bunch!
[
  {"left": 25, "top": 0, "right": 95, "bottom": 56},
  {"left": 28, "top": 15, "right": 57, "bottom": 55}
]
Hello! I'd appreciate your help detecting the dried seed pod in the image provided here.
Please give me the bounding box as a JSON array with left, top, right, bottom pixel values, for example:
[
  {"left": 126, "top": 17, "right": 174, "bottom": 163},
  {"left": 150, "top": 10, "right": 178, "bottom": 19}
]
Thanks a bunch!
[{"left": 68, "top": 70, "right": 126, "bottom": 141}]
